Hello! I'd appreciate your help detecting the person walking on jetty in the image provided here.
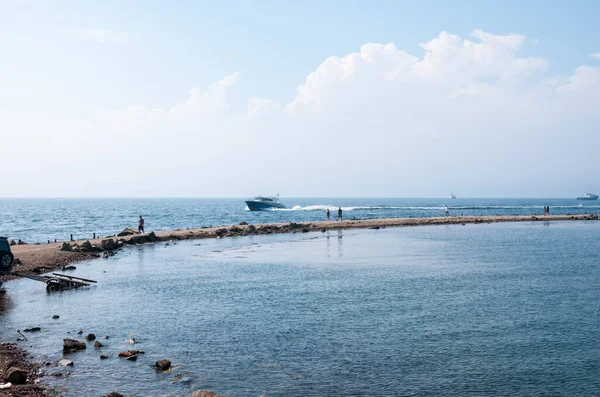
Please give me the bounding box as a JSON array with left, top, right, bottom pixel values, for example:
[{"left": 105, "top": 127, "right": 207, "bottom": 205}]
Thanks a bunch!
[
  {"left": 326, "top": 208, "right": 330, "bottom": 221},
  {"left": 138, "top": 215, "right": 145, "bottom": 234},
  {"left": 444, "top": 205, "right": 450, "bottom": 216},
  {"left": 338, "top": 207, "right": 343, "bottom": 221}
]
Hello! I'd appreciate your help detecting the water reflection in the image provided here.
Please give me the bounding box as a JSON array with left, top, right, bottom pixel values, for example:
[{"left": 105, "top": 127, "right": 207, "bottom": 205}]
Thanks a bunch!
[{"left": 0, "top": 290, "right": 13, "bottom": 314}]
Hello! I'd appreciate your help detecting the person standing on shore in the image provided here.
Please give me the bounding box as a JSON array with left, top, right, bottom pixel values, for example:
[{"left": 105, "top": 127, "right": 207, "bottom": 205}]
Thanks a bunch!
[
  {"left": 547, "top": 206, "right": 550, "bottom": 215},
  {"left": 326, "top": 208, "right": 330, "bottom": 221},
  {"left": 138, "top": 215, "right": 145, "bottom": 234},
  {"left": 445, "top": 205, "right": 450, "bottom": 216},
  {"left": 338, "top": 207, "right": 343, "bottom": 221}
]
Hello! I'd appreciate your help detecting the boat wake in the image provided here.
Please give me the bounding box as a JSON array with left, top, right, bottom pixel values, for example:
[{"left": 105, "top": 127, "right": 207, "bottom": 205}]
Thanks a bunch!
[{"left": 271, "top": 204, "right": 600, "bottom": 212}]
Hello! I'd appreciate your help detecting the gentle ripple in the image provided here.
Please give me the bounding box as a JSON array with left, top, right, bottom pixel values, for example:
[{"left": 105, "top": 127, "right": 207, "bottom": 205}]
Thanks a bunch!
[{"left": 0, "top": 221, "right": 599, "bottom": 396}]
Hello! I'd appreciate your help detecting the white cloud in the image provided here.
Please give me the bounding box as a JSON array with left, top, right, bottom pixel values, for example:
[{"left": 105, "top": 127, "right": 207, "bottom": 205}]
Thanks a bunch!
[
  {"left": 64, "top": 28, "right": 128, "bottom": 43},
  {"left": 2, "top": 29, "right": 600, "bottom": 197},
  {"left": 247, "top": 98, "right": 281, "bottom": 116},
  {"left": 591, "top": 53, "right": 600, "bottom": 60}
]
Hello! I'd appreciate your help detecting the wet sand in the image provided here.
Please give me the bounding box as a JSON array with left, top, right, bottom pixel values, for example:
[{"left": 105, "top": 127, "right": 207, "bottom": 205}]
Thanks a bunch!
[{"left": 4, "top": 214, "right": 595, "bottom": 280}]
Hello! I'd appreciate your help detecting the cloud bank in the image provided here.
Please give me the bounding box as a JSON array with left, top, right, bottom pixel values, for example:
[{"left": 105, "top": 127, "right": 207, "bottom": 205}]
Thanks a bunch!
[{"left": 2, "top": 30, "right": 599, "bottom": 197}]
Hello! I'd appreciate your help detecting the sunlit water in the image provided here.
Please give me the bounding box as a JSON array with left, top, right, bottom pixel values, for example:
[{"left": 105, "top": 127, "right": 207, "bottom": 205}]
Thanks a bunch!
[
  {"left": 1, "top": 221, "right": 599, "bottom": 396},
  {"left": 0, "top": 197, "right": 598, "bottom": 243}
]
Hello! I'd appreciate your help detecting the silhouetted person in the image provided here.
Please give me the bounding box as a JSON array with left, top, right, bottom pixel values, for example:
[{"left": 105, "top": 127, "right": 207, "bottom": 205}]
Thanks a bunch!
[
  {"left": 326, "top": 208, "right": 330, "bottom": 221},
  {"left": 338, "top": 207, "right": 343, "bottom": 221},
  {"left": 445, "top": 205, "right": 450, "bottom": 216},
  {"left": 138, "top": 215, "right": 145, "bottom": 234}
]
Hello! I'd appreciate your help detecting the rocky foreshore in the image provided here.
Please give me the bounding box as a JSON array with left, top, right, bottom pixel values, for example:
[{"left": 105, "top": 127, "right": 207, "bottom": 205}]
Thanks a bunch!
[{"left": 2, "top": 214, "right": 597, "bottom": 281}]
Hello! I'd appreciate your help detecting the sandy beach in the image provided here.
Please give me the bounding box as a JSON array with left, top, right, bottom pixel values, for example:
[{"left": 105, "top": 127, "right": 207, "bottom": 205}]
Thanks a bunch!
[{"left": 3, "top": 213, "right": 595, "bottom": 280}]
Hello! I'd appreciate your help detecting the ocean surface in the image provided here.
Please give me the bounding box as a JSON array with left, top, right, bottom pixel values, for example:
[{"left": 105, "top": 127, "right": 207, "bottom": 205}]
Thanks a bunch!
[
  {"left": 1, "top": 220, "right": 599, "bottom": 396},
  {"left": 0, "top": 197, "right": 598, "bottom": 243}
]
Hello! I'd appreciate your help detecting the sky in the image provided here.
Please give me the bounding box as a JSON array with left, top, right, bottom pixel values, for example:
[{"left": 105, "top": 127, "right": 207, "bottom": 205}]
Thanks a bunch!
[{"left": 1, "top": 0, "right": 599, "bottom": 198}]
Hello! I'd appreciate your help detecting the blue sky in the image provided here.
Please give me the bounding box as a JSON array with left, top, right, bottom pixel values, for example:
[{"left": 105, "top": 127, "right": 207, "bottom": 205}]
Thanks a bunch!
[{"left": 1, "top": 1, "right": 599, "bottom": 197}]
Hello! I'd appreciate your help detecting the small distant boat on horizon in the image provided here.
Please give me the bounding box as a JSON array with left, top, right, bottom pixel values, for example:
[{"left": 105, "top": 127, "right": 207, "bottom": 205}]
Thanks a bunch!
[
  {"left": 577, "top": 188, "right": 598, "bottom": 201},
  {"left": 449, "top": 192, "right": 456, "bottom": 199},
  {"left": 245, "top": 194, "right": 286, "bottom": 211}
]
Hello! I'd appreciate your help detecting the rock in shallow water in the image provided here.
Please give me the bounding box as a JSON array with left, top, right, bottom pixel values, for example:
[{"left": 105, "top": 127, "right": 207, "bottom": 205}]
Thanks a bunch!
[
  {"left": 57, "top": 359, "right": 73, "bottom": 367},
  {"left": 191, "top": 390, "right": 225, "bottom": 397},
  {"left": 153, "top": 359, "right": 171, "bottom": 371},
  {"left": 63, "top": 339, "right": 86, "bottom": 353}
]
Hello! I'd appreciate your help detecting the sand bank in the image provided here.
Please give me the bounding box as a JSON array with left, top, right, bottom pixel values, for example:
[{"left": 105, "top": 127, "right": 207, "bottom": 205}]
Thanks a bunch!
[{"left": 3, "top": 214, "right": 596, "bottom": 280}]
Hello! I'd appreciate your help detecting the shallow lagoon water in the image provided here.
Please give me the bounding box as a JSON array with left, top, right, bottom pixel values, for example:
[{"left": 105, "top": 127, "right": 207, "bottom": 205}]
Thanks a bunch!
[{"left": 1, "top": 221, "right": 600, "bottom": 396}]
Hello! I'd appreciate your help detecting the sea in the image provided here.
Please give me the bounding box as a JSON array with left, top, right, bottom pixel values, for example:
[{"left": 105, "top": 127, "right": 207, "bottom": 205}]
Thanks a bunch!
[
  {"left": 0, "top": 197, "right": 597, "bottom": 243},
  {"left": 1, "top": 199, "right": 600, "bottom": 396}
]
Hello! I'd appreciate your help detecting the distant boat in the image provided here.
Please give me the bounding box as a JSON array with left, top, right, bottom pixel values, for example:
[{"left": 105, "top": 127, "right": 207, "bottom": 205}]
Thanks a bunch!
[
  {"left": 449, "top": 192, "right": 456, "bottom": 199},
  {"left": 577, "top": 191, "right": 598, "bottom": 200},
  {"left": 245, "top": 195, "right": 286, "bottom": 211}
]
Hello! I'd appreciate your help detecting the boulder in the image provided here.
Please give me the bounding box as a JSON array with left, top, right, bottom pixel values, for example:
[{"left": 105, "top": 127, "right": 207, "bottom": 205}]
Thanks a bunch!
[
  {"left": 147, "top": 232, "right": 158, "bottom": 242},
  {"left": 153, "top": 359, "right": 171, "bottom": 371},
  {"left": 239, "top": 221, "right": 248, "bottom": 226},
  {"left": 85, "top": 333, "right": 96, "bottom": 341},
  {"left": 101, "top": 239, "right": 116, "bottom": 250},
  {"left": 9, "top": 240, "right": 16, "bottom": 246},
  {"left": 93, "top": 243, "right": 105, "bottom": 252},
  {"left": 5, "top": 367, "right": 28, "bottom": 385},
  {"left": 79, "top": 240, "right": 94, "bottom": 252},
  {"left": 63, "top": 338, "right": 87, "bottom": 353},
  {"left": 248, "top": 225, "right": 256, "bottom": 232},
  {"left": 105, "top": 393, "right": 124, "bottom": 397},
  {"left": 62, "top": 265, "right": 76, "bottom": 270},
  {"left": 100, "top": 355, "right": 109, "bottom": 360},
  {"left": 118, "top": 350, "right": 144, "bottom": 358},
  {"left": 23, "top": 327, "right": 41, "bottom": 333},
  {"left": 117, "top": 228, "right": 138, "bottom": 237},
  {"left": 57, "top": 359, "right": 74, "bottom": 367},
  {"left": 52, "top": 315, "right": 60, "bottom": 319},
  {"left": 93, "top": 341, "right": 103, "bottom": 348},
  {"left": 191, "top": 390, "right": 225, "bottom": 397},
  {"left": 60, "top": 242, "right": 73, "bottom": 252}
]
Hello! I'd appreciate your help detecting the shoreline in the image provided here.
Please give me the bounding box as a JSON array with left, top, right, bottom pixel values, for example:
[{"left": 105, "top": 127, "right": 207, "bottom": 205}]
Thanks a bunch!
[{"left": 3, "top": 213, "right": 597, "bottom": 281}]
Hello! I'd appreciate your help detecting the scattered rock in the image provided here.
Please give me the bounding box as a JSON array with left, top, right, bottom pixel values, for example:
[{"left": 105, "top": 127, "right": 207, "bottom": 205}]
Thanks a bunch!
[
  {"left": 248, "top": 225, "right": 256, "bottom": 232},
  {"left": 369, "top": 226, "right": 380, "bottom": 230},
  {"left": 5, "top": 368, "right": 28, "bottom": 385},
  {"left": 302, "top": 228, "right": 309, "bottom": 233},
  {"left": 77, "top": 330, "right": 83, "bottom": 334},
  {"left": 118, "top": 350, "right": 144, "bottom": 358},
  {"left": 61, "top": 265, "right": 76, "bottom": 270},
  {"left": 52, "top": 315, "right": 60, "bottom": 319},
  {"left": 153, "top": 359, "right": 171, "bottom": 371},
  {"left": 117, "top": 228, "right": 138, "bottom": 237},
  {"left": 239, "top": 221, "right": 248, "bottom": 225},
  {"left": 93, "top": 243, "right": 105, "bottom": 252},
  {"left": 126, "top": 355, "right": 138, "bottom": 361},
  {"left": 16, "top": 240, "right": 27, "bottom": 245},
  {"left": 105, "top": 393, "right": 124, "bottom": 397},
  {"left": 191, "top": 390, "right": 225, "bottom": 397},
  {"left": 57, "top": 359, "right": 74, "bottom": 367},
  {"left": 93, "top": 341, "right": 103, "bottom": 348},
  {"left": 147, "top": 232, "right": 158, "bottom": 242},
  {"left": 12, "top": 258, "right": 22, "bottom": 266},
  {"left": 9, "top": 240, "right": 16, "bottom": 246},
  {"left": 60, "top": 242, "right": 73, "bottom": 252},
  {"left": 100, "top": 355, "right": 109, "bottom": 360},
  {"left": 63, "top": 338, "right": 86, "bottom": 353},
  {"left": 23, "top": 327, "right": 41, "bottom": 333},
  {"left": 85, "top": 333, "right": 96, "bottom": 341}
]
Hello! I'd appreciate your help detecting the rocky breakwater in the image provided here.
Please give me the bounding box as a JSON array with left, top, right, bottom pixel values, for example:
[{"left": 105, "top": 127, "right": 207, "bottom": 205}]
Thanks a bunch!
[{"left": 59, "top": 232, "right": 160, "bottom": 259}]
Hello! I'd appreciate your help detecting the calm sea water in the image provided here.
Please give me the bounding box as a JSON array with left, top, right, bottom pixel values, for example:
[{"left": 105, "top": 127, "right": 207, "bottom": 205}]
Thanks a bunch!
[
  {"left": 0, "top": 197, "right": 598, "bottom": 243},
  {"left": 1, "top": 221, "right": 599, "bottom": 396}
]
